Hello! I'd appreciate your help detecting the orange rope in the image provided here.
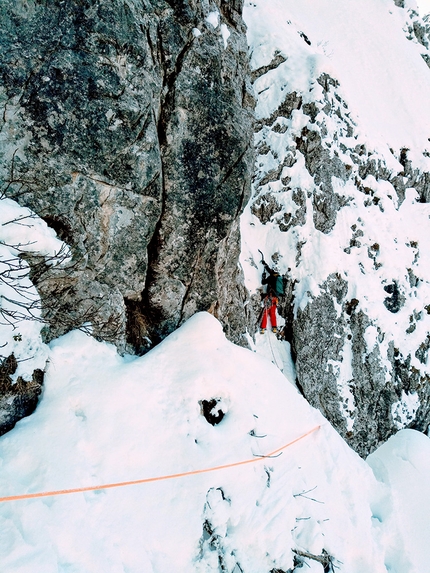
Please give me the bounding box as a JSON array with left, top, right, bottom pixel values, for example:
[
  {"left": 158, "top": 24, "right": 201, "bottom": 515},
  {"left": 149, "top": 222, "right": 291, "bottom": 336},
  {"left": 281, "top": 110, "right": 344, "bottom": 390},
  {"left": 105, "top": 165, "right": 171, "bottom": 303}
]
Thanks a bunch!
[{"left": 0, "top": 425, "right": 320, "bottom": 503}]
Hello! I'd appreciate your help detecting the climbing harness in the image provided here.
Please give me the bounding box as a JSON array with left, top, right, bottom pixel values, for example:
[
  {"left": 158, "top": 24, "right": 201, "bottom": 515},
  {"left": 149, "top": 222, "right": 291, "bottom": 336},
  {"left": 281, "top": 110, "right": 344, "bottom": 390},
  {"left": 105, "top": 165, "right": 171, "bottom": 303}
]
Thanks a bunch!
[{"left": 0, "top": 426, "right": 321, "bottom": 503}]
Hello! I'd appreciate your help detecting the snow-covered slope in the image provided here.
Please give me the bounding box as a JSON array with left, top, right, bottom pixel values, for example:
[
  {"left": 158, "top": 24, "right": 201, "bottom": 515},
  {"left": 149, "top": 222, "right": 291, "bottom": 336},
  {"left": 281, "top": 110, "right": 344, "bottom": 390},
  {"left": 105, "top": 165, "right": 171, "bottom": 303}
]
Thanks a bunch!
[
  {"left": 241, "top": 0, "right": 430, "bottom": 454},
  {"left": 246, "top": 0, "right": 430, "bottom": 165},
  {"left": 0, "top": 312, "right": 428, "bottom": 573}
]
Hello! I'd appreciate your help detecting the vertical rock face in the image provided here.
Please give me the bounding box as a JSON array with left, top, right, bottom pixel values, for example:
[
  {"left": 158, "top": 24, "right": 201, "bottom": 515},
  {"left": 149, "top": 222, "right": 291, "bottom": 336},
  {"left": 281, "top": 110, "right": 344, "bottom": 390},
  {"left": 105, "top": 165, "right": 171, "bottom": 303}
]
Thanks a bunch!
[
  {"left": 0, "top": 0, "right": 254, "bottom": 352},
  {"left": 246, "top": 65, "right": 430, "bottom": 456},
  {"left": 136, "top": 0, "right": 254, "bottom": 346}
]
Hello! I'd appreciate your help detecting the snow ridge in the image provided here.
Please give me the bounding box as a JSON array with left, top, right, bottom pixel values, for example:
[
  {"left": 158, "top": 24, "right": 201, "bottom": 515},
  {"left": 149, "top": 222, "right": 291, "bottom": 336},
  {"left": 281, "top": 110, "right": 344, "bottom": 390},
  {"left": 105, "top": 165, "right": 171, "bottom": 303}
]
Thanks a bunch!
[{"left": 0, "top": 313, "right": 426, "bottom": 572}]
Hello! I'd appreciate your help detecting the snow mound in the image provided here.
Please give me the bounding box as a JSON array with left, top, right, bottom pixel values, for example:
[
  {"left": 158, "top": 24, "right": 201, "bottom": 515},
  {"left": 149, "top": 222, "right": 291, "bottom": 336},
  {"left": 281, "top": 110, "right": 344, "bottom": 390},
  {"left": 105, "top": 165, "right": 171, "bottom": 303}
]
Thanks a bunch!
[
  {"left": 0, "top": 312, "right": 428, "bottom": 572},
  {"left": 367, "top": 429, "right": 430, "bottom": 572}
]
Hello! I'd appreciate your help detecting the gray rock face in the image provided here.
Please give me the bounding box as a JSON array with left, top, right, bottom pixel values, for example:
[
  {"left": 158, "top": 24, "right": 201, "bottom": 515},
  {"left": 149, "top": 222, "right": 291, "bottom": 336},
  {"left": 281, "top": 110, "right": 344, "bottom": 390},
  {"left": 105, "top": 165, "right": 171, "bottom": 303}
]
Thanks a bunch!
[
  {"left": 137, "top": 0, "right": 254, "bottom": 345},
  {"left": 293, "top": 275, "right": 401, "bottom": 456},
  {"left": 0, "top": 0, "right": 254, "bottom": 352},
  {"left": 0, "top": 0, "right": 254, "bottom": 432}
]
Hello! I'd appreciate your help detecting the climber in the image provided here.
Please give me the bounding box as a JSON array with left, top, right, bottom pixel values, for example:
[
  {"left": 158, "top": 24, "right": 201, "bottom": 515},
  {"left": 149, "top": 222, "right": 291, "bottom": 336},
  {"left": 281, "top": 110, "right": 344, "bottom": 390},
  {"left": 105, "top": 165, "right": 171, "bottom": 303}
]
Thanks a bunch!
[
  {"left": 260, "top": 289, "right": 278, "bottom": 334},
  {"left": 258, "top": 251, "right": 292, "bottom": 334},
  {"left": 262, "top": 261, "right": 283, "bottom": 298},
  {"left": 259, "top": 250, "right": 286, "bottom": 298},
  {"left": 258, "top": 251, "right": 294, "bottom": 337}
]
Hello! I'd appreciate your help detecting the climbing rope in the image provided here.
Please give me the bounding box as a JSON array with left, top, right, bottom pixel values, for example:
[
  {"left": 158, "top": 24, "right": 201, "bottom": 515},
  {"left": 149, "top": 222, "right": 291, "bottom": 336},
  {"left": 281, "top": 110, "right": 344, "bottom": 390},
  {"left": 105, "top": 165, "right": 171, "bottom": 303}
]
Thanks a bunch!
[
  {"left": 0, "top": 426, "right": 320, "bottom": 503},
  {"left": 267, "top": 328, "right": 282, "bottom": 371}
]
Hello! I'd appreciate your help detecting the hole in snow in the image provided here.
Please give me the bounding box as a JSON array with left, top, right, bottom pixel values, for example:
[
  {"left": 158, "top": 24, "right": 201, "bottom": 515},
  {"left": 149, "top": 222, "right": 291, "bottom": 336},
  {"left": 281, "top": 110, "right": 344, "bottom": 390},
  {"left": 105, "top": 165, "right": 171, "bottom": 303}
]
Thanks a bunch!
[{"left": 200, "top": 398, "right": 225, "bottom": 426}]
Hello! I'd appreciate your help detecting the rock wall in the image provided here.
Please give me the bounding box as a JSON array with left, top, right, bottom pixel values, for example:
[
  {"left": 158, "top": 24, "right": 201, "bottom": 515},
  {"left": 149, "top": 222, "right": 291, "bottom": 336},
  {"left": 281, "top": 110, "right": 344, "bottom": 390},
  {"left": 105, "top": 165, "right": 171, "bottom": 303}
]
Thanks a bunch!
[
  {"left": 0, "top": 0, "right": 254, "bottom": 434},
  {"left": 0, "top": 0, "right": 254, "bottom": 353},
  {"left": 0, "top": 355, "right": 43, "bottom": 436},
  {"left": 248, "top": 68, "right": 430, "bottom": 456}
]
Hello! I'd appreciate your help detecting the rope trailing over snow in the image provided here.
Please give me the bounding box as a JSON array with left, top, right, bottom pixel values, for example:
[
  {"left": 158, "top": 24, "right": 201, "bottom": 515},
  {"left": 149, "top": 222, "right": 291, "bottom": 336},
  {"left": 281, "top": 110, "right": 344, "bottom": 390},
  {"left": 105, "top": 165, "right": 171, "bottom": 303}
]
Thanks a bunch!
[
  {"left": 267, "top": 330, "right": 282, "bottom": 370},
  {"left": 0, "top": 426, "right": 321, "bottom": 503}
]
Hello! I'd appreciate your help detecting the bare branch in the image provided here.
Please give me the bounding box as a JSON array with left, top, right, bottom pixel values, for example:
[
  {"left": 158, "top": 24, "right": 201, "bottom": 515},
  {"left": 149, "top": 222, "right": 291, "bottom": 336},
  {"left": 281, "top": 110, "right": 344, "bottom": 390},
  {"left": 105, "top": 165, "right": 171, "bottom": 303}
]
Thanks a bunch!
[
  {"left": 2, "top": 213, "right": 39, "bottom": 227},
  {"left": 293, "top": 486, "right": 324, "bottom": 504}
]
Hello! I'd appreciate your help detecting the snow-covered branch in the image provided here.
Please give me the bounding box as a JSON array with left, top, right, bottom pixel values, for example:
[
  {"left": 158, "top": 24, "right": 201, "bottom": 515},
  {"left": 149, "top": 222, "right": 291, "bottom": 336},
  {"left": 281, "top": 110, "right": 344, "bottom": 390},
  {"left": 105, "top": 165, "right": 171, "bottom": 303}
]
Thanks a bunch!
[{"left": 0, "top": 198, "right": 71, "bottom": 379}]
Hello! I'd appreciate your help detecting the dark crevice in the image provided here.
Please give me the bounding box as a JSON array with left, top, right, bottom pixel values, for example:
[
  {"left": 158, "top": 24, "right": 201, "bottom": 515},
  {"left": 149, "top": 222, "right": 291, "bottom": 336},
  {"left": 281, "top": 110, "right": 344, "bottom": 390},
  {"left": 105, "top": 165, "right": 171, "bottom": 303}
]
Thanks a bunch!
[
  {"left": 41, "top": 214, "right": 74, "bottom": 245},
  {"left": 178, "top": 248, "right": 201, "bottom": 325},
  {"left": 217, "top": 143, "right": 251, "bottom": 190},
  {"left": 200, "top": 398, "right": 225, "bottom": 425},
  {"left": 127, "top": 153, "right": 167, "bottom": 349},
  {"left": 235, "top": 179, "right": 248, "bottom": 220},
  {"left": 145, "top": 25, "right": 158, "bottom": 67},
  {"left": 131, "top": 23, "right": 199, "bottom": 346},
  {"left": 157, "top": 33, "right": 195, "bottom": 146}
]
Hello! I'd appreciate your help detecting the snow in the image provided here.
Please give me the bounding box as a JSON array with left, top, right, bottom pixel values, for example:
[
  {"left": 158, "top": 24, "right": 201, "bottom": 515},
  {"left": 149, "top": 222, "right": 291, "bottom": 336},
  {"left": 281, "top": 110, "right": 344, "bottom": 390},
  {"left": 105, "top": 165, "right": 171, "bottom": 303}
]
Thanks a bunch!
[
  {"left": 220, "top": 23, "right": 230, "bottom": 49},
  {"left": 244, "top": 0, "right": 430, "bottom": 167},
  {"left": 0, "top": 199, "right": 66, "bottom": 260},
  {"left": 0, "top": 312, "right": 428, "bottom": 572},
  {"left": 0, "top": 198, "right": 70, "bottom": 379},
  {"left": 253, "top": 329, "right": 297, "bottom": 380},
  {"left": 367, "top": 429, "right": 430, "bottom": 572},
  {"left": 205, "top": 11, "right": 219, "bottom": 29},
  {"left": 417, "top": 0, "right": 430, "bottom": 14}
]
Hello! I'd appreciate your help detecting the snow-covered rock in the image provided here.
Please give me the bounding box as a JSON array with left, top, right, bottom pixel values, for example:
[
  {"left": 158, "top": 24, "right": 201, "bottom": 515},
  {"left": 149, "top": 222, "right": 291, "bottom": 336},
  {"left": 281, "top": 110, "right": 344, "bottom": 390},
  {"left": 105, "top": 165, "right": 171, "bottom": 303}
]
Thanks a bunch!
[
  {"left": 241, "top": 0, "right": 430, "bottom": 455},
  {"left": 0, "top": 312, "right": 428, "bottom": 572}
]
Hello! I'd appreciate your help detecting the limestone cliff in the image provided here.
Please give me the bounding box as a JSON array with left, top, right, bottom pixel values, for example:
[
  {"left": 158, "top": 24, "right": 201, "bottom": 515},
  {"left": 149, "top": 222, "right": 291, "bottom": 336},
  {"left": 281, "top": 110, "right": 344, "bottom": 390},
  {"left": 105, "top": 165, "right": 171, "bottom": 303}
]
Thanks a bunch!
[
  {"left": 0, "top": 0, "right": 254, "bottom": 353},
  {"left": 0, "top": 0, "right": 253, "bottom": 432},
  {"left": 2, "top": 0, "right": 430, "bottom": 461}
]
